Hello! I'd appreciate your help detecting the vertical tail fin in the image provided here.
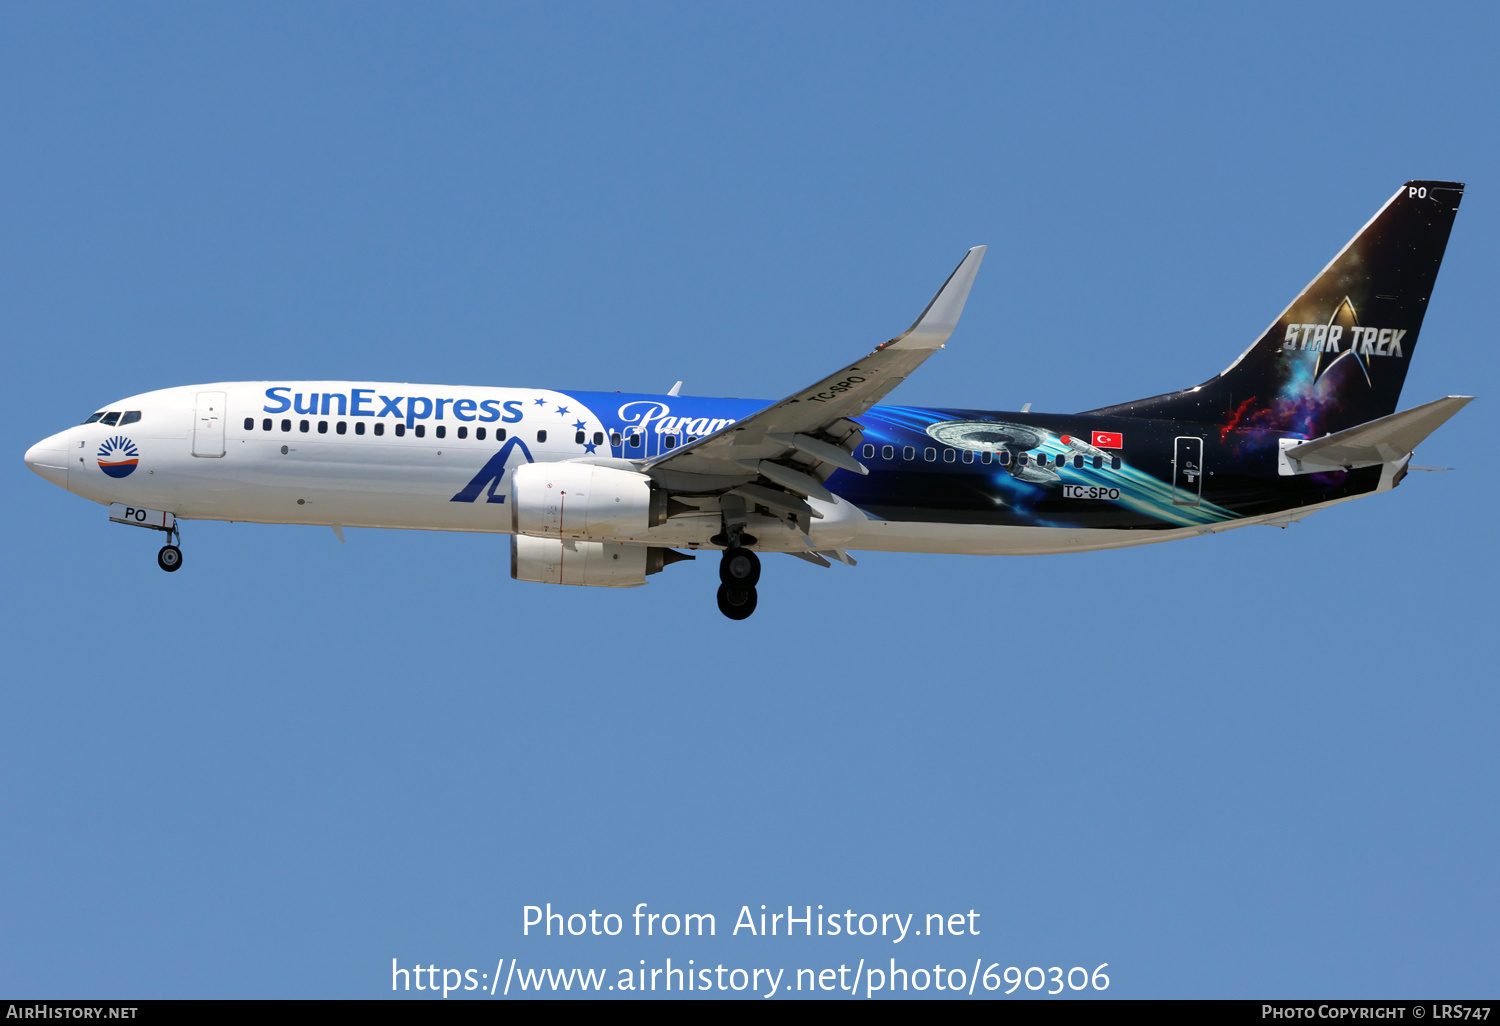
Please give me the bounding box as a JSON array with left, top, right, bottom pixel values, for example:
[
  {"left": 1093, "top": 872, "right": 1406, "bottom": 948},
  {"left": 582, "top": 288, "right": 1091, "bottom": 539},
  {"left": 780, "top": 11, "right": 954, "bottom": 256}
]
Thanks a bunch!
[{"left": 1088, "top": 181, "right": 1464, "bottom": 437}]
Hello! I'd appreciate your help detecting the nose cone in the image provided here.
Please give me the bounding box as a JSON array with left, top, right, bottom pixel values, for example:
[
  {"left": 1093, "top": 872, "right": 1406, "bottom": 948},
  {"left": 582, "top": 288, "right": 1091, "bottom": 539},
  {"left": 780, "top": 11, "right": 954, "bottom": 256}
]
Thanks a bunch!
[{"left": 24, "top": 431, "right": 70, "bottom": 490}]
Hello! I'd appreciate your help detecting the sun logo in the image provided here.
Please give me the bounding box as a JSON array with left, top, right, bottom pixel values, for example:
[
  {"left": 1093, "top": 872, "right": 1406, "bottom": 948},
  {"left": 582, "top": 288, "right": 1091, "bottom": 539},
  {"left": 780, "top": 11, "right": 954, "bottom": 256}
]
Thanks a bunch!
[{"left": 97, "top": 435, "right": 140, "bottom": 478}]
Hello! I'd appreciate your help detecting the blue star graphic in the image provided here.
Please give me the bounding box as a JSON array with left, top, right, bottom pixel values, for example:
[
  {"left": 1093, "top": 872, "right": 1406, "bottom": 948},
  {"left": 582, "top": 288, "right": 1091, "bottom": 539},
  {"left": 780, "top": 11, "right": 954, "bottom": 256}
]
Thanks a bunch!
[
  {"left": 583, "top": 442, "right": 598, "bottom": 454},
  {"left": 533, "top": 397, "right": 548, "bottom": 407},
  {"left": 555, "top": 406, "right": 570, "bottom": 417},
  {"left": 572, "top": 419, "right": 587, "bottom": 431}
]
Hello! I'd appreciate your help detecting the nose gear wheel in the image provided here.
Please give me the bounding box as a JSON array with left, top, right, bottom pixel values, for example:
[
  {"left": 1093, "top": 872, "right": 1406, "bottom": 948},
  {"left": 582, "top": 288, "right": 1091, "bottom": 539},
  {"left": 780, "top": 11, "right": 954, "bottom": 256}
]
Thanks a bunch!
[{"left": 157, "top": 545, "right": 183, "bottom": 572}]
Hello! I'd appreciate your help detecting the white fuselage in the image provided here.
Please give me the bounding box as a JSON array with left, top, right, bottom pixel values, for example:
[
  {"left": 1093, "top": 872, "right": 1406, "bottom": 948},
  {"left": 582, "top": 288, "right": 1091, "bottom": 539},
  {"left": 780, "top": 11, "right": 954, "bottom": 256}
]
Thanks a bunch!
[{"left": 24, "top": 381, "right": 1361, "bottom": 557}]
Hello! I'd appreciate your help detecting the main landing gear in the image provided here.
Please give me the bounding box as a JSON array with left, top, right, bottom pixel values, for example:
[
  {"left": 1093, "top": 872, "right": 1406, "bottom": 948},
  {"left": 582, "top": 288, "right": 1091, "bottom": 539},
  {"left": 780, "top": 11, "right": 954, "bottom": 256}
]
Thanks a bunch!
[
  {"left": 716, "top": 547, "right": 760, "bottom": 620},
  {"left": 710, "top": 497, "right": 760, "bottom": 620}
]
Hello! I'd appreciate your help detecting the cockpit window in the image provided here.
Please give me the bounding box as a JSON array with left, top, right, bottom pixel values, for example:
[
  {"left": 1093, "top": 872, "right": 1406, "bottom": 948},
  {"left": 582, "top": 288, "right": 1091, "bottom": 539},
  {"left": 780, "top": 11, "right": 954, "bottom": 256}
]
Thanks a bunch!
[
  {"left": 100, "top": 411, "right": 121, "bottom": 426},
  {"left": 82, "top": 412, "right": 105, "bottom": 424},
  {"left": 119, "top": 411, "right": 141, "bottom": 425}
]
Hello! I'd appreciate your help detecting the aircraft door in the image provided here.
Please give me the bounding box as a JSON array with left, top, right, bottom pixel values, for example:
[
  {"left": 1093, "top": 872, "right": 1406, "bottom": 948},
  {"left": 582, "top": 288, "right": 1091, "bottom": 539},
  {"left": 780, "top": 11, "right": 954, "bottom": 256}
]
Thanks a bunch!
[
  {"left": 192, "top": 391, "right": 226, "bottom": 457},
  {"left": 1172, "top": 436, "right": 1204, "bottom": 505}
]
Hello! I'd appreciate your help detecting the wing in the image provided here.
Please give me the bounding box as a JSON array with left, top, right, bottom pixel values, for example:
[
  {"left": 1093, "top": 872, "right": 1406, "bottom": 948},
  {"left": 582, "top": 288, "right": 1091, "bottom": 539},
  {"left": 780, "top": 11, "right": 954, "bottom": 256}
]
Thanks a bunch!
[{"left": 643, "top": 246, "right": 986, "bottom": 499}]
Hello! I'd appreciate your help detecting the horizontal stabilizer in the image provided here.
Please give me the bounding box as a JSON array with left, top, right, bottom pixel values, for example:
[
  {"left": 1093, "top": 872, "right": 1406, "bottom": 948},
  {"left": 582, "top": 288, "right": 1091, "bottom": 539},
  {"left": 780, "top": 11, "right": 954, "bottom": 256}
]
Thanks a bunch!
[{"left": 1283, "top": 395, "right": 1474, "bottom": 470}]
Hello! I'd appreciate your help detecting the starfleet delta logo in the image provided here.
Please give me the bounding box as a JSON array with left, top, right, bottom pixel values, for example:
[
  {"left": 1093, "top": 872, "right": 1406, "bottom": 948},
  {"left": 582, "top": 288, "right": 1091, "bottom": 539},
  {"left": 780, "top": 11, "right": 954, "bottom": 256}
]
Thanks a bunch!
[
  {"left": 97, "top": 436, "right": 139, "bottom": 478},
  {"left": 1280, "top": 296, "right": 1408, "bottom": 388}
]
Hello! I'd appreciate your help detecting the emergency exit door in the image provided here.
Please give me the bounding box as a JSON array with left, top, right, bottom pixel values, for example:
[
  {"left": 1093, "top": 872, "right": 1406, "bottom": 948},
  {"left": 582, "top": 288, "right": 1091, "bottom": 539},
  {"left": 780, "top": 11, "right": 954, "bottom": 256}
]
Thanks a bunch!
[
  {"left": 192, "top": 391, "right": 226, "bottom": 457},
  {"left": 1172, "top": 436, "right": 1203, "bottom": 505}
]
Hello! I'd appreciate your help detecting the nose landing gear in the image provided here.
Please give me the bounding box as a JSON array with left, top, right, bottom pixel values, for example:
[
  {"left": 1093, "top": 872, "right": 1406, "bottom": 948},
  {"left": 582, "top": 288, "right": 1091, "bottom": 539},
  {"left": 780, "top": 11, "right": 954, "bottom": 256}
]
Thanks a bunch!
[
  {"left": 149, "top": 519, "right": 183, "bottom": 573},
  {"left": 157, "top": 544, "right": 183, "bottom": 572},
  {"left": 106, "top": 503, "right": 183, "bottom": 573}
]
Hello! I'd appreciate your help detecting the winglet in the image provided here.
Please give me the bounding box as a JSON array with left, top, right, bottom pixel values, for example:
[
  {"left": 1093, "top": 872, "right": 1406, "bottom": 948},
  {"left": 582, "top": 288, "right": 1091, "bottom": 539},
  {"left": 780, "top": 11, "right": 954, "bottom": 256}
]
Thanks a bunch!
[{"left": 884, "top": 245, "right": 987, "bottom": 351}]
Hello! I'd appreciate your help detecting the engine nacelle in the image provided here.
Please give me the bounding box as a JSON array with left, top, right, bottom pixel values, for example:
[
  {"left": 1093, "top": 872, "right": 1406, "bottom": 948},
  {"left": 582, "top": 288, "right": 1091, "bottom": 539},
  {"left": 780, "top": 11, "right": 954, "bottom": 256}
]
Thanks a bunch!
[
  {"left": 511, "top": 462, "right": 664, "bottom": 540},
  {"left": 511, "top": 535, "right": 686, "bottom": 588}
]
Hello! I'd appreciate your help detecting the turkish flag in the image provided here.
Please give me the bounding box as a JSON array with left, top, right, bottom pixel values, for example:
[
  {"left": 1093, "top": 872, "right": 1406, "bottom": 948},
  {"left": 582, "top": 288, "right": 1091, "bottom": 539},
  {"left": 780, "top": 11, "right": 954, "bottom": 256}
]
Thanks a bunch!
[{"left": 1091, "top": 431, "right": 1124, "bottom": 449}]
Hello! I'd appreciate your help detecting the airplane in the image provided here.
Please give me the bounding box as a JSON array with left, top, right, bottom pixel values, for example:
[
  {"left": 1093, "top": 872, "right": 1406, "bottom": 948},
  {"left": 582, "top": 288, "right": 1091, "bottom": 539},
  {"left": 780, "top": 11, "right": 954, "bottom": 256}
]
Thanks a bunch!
[{"left": 24, "top": 180, "right": 1472, "bottom": 620}]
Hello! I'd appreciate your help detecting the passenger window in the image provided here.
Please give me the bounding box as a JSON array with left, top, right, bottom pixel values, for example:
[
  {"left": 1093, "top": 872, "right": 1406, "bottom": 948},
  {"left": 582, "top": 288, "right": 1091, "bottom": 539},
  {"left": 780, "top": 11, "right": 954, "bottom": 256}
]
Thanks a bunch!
[
  {"left": 495, "top": 428, "right": 505, "bottom": 441},
  {"left": 415, "top": 424, "right": 426, "bottom": 438},
  {"left": 664, "top": 435, "right": 676, "bottom": 448},
  {"left": 537, "top": 430, "right": 547, "bottom": 443},
  {"left": 83, "top": 412, "right": 104, "bottom": 424},
  {"left": 902, "top": 446, "right": 915, "bottom": 460},
  {"left": 575, "top": 430, "right": 586, "bottom": 444},
  {"left": 355, "top": 422, "right": 366, "bottom": 435},
  {"left": 300, "top": 420, "right": 310, "bottom": 433},
  {"left": 475, "top": 427, "right": 486, "bottom": 441},
  {"left": 611, "top": 432, "right": 621, "bottom": 446},
  {"left": 457, "top": 426, "right": 468, "bottom": 439},
  {"left": 1017, "top": 453, "right": 1029, "bottom": 466},
  {"left": 862, "top": 444, "right": 875, "bottom": 458},
  {"left": 924, "top": 448, "right": 936, "bottom": 461},
  {"left": 337, "top": 421, "right": 347, "bottom": 435},
  {"left": 119, "top": 411, "right": 141, "bottom": 425},
  {"left": 981, "top": 451, "right": 992, "bottom": 464},
  {"left": 962, "top": 450, "right": 974, "bottom": 463},
  {"left": 395, "top": 424, "right": 405, "bottom": 436},
  {"left": 686, "top": 436, "right": 697, "bottom": 443},
  {"left": 281, "top": 419, "right": 292, "bottom": 432},
  {"left": 594, "top": 432, "right": 604, "bottom": 444},
  {"left": 435, "top": 425, "right": 445, "bottom": 439},
  {"left": 1073, "top": 454, "right": 1083, "bottom": 468},
  {"left": 1092, "top": 455, "right": 1103, "bottom": 469},
  {"left": 628, "top": 434, "right": 640, "bottom": 447},
  {"left": 244, "top": 417, "right": 254, "bottom": 430},
  {"left": 374, "top": 423, "right": 385, "bottom": 436},
  {"left": 882, "top": 445, "right": 894, "bottom": 459},
  {"left": 262, "top": 418, "right": 272, "bottom": 431},
  {"left": 101, "top": 412, "right": 121, "bottom": 426},
  {"left": 317, "top": 421, "right": 328, "bottom": 434},
  {"left": 943, "top": 449, "right": 956, "bottom": 462},
  {"left": 997, "top": 451, "right": 1010, "bottom": 465},
  {"left": 1111, "top": 456, "right": 1122, "bottom": 469}
]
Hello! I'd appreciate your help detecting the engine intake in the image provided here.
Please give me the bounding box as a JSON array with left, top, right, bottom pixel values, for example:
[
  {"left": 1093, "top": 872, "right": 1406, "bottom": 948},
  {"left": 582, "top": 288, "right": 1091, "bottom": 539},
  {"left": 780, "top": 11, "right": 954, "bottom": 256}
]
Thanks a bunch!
[{"left": 511, "top": 462, "right": 661, "bottom": 540}]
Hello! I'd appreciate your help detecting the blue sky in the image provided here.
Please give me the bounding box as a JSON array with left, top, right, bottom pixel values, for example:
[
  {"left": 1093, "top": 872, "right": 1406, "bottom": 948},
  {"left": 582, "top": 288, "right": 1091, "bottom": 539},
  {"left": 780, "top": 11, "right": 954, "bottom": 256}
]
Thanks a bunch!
[{"left": 2, "top": 2, "right": 1496, "bottom": 998}]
